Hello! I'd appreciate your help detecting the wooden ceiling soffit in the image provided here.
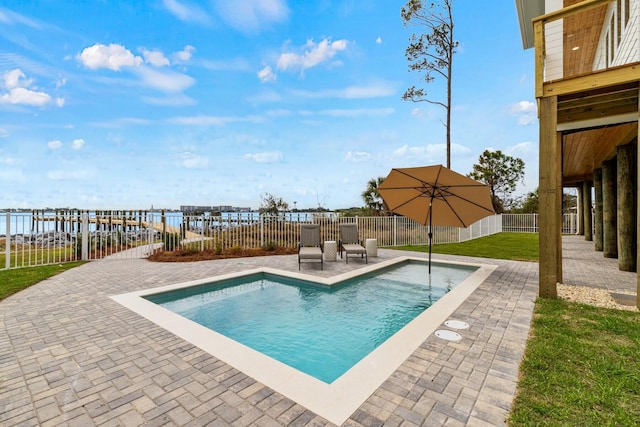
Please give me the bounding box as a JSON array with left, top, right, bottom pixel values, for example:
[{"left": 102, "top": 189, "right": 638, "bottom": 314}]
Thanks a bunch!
[{"left": 562, "top": 122, "right": 638, "bottom": 184}]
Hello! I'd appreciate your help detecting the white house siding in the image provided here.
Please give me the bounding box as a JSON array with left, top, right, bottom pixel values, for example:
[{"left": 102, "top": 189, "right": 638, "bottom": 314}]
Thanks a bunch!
[
  {"left": 594, "top": 0, "right": 639, "bottom": 70},
  {"left": 545, "top": 0, "right": 565, "bottom": 80}
]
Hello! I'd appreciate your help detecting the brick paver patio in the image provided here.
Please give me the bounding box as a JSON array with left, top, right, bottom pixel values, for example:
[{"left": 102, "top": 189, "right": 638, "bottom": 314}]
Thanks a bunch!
[{"left": 1, "top": 235, "right": 635, "bottom": 426}]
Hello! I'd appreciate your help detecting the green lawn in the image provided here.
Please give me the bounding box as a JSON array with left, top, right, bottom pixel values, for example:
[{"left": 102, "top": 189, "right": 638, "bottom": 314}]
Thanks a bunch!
[
  {"left": 393, "top": 232, "right": 539, "bottom": 261},
  {"left": 509, "top": 298, "right": 640, "bottom": 426},
  {"left": 0, "top": 262, "right": 85, "bottom": 301}
]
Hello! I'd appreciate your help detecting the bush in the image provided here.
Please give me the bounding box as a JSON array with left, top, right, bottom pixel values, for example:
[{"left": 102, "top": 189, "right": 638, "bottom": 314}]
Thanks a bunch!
[{"left": 262, "top": 241, "right": 277, "bottom": 251}]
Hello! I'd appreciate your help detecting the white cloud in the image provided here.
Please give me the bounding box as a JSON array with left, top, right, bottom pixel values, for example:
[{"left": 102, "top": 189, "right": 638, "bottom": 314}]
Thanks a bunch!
[
  {"left": 508, "top": 100, "right": 537, "bottom": 126},
  {"left": 173, "top": 45, "right": 196, "bottom": 63},
  {"left": 72, "top": 138, "right": 85, "bottom": 149},
  {"left": 392, "top": 143, "right": 471, "bottom": 160},
  {"left": 0, "top": 69, "right": 54, "bottom": 107},
  {"left": 143, "top": 49, "right": 170, "bottom": 67},
  {"left": 56, "top": 77, "right": 66, "bottom": 88},
  {"left": 0, "top": 8, "right": 41, "bottom": 28},
  {"left": 0, "top": 86, "right": 51, "bottom": 106},
  {"left": 47, "top": 169, "right": 93, "bottom": 180},
  {"left": 142, "top": 94, "right": 197, "bottom": 106},
  {"left": 292, "top": 82, "right": 395, "bottom": 99},
  {"left": 276, "top": 38, "right": 348, "bottom": 73},
  {"left": 376, "top": 37, "right": 382, "bottom": 44},
  {"left": 505, "top": 141, "right": 535, "bottom": 158},
  {"left": 77, "top": 43, "right": 143, "bottom": 71},
  {"left": 162, "top": 0, "right": 210, "bottom": 24},
  {"left": 3, "top": 68, "right": 30, "bottom": 89},
  {"left": 214, "top": 0, "right": 288, "bottom": 33},
  {"left": 509, "top": 100, "right": 536, "bottom": 114},
  {"left": 180, "top": 151, "right": 209, "bottom": 169},
  {"left": 56, "top": 97, "right": 65, "bottom": 107},
  {"left": 257, "top": 66, "right": 277, "bottom": 83},
  {"left": 242, "top": 151, "right": 283, "bottom": 163},
  {"left": 133, "top": 67, "right": 195, "bottom": 92},
  {"left": 48, "top": 140, "right": 62, "bottom": 149},
  {"left": 343, "top": 151, "right": 371, "bottom": 162},
  {"left": 0, "top": 156, "right": 17, "bottom": 164},
  {"left": 317, "top": 108, "right": 394, "bottom": 118},
  {"left": 0, "top": 128, "right": 8, "bottom": 138},
  {"left": 169, "top": 114, "right": 263, "bottom": 126}
]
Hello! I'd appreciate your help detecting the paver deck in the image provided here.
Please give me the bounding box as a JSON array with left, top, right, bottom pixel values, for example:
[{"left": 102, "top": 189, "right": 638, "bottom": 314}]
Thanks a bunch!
[{"left": 1, "top": 235, "right": 636, "bottom": 426}]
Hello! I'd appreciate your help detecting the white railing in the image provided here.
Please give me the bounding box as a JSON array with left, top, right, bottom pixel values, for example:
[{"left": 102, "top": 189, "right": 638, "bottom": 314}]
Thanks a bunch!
[
  {"left": 502, "top": 213, "right": 578, "bottom": 234},
  {"left": 0, "top": 211, "right": 578, "bottom": 270}
]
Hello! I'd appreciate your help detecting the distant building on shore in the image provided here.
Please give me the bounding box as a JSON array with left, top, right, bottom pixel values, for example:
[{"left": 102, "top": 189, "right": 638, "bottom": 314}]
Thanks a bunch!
[{"left": 180, "top": 205, "right": 252, "bottom": 214}]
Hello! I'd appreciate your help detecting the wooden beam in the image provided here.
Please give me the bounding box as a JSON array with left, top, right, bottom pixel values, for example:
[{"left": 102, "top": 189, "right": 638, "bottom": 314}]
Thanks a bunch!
[
  {"left": 539, "top": 96, "right": 561, "bottom": 298},
  {"left": 557, "top": 85, "right": 639, "bottom": 110},
  {"left": 544, "top": 64, "right": 640, "bottom": 97},
  {"left": 557, "top": 101, "right": 638, "bottom": 124},
  {"left": 534, "top": 20, "right": 545, "bottom": 99}
]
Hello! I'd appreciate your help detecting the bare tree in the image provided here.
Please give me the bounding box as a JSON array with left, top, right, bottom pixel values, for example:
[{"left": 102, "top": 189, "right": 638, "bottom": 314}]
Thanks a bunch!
[{"left": 401, "top": 0, "right": 457, "bottom": 168}]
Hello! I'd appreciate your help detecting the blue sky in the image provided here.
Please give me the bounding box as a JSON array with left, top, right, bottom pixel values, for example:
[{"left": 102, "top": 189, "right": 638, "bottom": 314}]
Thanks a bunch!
[{"left": 0, "top": 1, "right": 538, "bottom": 210}]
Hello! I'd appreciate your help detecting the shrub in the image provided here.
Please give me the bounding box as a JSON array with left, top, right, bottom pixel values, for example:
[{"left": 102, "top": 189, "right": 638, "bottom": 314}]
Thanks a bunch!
[
  {"left": 228, "top": 245, "right": 242, "bottom": 255},
  {"left": 262, "top": 241, "right": 277, "bottom": 251},
  {"left": 163, "top": 233, "right": 181, "bottom": 251}
]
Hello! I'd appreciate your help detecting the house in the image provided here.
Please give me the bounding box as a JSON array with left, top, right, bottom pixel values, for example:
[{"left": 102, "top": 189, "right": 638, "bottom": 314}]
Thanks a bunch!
[{"left": 515, "top": 0, "right": 639, "bottom": 306}]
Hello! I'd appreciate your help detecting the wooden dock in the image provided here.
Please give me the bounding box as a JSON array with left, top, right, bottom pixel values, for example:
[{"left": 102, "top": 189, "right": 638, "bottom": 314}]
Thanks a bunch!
[{"left": 32, "top": 213, "right": 202, "bottom": 240}]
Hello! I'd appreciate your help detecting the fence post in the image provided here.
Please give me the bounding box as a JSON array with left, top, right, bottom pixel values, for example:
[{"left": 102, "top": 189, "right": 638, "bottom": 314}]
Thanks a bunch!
[
  {"left": 393, "top": 215, "right": 397, "bottom": 246},
  {"left": 260, "top": 215, "right": 264, "bottom": 248},
  {"left": 5, "top": 212, "right": 11, "bottom": 269},
  {"left": 81, "top": 213, "right": 89, "bottom": 260}
]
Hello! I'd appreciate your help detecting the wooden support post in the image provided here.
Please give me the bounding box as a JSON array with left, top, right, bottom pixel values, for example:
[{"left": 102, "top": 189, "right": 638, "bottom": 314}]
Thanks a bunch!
[
  {"left": 538, "top": 96, "right": 561, "bottom": 298},
  {"left": 618, "top": 143, "right": 637, "bottom": 272},
  {"left": 602, "top": 158, "right": 618, "bottom": 258},
  {"left": 593, "top": 169, "right": 603, "bottom": 251},
  {"left": 583, "top": 180, "right": 593, "bottom": 241},
  {"left": 577, "top": 185, "right": 585, "bottom": 235}
]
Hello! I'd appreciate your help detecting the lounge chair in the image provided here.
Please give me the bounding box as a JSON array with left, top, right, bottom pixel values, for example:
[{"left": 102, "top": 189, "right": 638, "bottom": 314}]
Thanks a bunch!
[
  {"left": 298, "top": 224, "right": 323, "bottom": 270},
  {"left": 339, "top": 223, "right": 367, "bottom": 264}
]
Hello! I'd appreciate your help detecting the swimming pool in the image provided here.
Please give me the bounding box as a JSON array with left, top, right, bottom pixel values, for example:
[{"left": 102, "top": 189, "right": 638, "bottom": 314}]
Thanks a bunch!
[
  {"left": 112, "top": 256, "right": 496, "bottom": 424},
  {"left": 145, "top": 261, "right": 475, "bottom": 383}
]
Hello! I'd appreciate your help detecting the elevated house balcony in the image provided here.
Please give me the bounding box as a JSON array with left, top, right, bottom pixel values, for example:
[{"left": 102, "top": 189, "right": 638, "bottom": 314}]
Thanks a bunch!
[{"left": 516, "top": 0, "right": 639, "bottom": 304}]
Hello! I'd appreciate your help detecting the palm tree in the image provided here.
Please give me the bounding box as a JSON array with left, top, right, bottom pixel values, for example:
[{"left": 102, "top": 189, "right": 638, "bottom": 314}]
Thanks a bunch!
[{"left": 362, "top": 177, "right": 388, "bottom": 215}]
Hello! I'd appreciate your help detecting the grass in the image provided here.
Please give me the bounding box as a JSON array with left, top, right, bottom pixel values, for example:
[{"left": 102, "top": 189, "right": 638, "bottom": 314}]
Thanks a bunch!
[
  {"left": 509, "top": 298, "right": 640, "bottom": 426},
  {"left": 0, "top": 262, "right": 85, "bottom": 301},
  {"left": 393, "top": 232, "right": 539, "bottom": 261}
]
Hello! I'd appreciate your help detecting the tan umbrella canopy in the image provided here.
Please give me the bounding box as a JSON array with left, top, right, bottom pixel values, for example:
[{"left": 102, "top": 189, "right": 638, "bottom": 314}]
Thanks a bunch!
[{"left": 377, "top": 165, "right": 495, "bottom": 273}]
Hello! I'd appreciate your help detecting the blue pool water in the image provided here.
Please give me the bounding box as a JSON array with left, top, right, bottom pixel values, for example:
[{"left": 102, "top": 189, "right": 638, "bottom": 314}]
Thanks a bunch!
[{"left": 146, "top": 261, "right": 476, "bottom": 383}]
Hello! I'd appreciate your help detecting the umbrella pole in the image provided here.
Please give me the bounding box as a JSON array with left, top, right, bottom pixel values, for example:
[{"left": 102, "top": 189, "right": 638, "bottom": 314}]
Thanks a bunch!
[{"left": 428, "top": 201, "right": 432, "bottom": 274}]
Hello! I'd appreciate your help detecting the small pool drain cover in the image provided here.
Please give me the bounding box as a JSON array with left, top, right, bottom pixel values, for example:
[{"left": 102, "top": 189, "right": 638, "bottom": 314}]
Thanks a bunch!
[
  {"left": 444, "top": 320, "right": 469, "bottom": 330},
  {"left": 435, "top": 330, "right": 462, "bottom": 341}
]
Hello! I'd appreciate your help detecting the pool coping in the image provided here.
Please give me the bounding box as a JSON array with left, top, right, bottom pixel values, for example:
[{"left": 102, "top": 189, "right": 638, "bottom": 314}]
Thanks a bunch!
[{"left": 111, "top": 256, "right": 497, "bottom": 425}]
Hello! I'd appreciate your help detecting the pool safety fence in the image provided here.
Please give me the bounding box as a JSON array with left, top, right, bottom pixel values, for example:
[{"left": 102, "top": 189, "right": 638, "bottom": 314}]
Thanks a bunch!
[{"left": 0, "top": 211, "right": 578, "bottom": 269}]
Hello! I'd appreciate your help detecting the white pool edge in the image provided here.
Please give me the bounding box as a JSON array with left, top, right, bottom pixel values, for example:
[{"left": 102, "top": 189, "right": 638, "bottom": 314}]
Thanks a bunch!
[{"left": 111, "top": 257, "right": 497, "bottom": 425}]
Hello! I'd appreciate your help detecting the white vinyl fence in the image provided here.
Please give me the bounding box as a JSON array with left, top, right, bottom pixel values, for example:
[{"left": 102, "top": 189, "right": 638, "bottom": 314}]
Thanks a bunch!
[{"left": 0, "top": 211, "right": 577, "bottom": 270}]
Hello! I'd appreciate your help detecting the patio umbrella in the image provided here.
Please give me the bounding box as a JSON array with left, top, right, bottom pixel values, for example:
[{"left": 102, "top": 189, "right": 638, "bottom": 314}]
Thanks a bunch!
[{"left": 377, "top": 165, "right": 495, "bottom": 273}]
